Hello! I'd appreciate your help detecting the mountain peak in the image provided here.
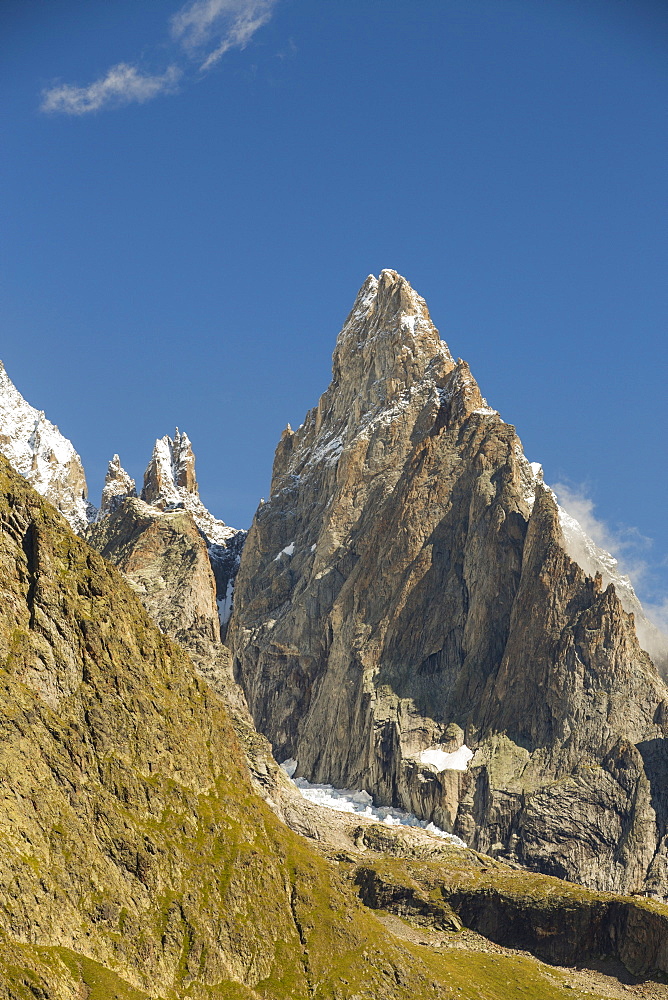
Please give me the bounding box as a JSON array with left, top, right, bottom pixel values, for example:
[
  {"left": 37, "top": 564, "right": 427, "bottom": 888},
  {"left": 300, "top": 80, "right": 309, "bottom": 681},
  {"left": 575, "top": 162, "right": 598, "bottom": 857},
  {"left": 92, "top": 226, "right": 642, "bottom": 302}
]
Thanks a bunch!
[
  {"left": 139, "top": 429, "right": 239, "bottom": 548},
  {"left": 141, "top": 429, "right": 197, "bottom": 507},
  {"left": 269, "top": 272, "right": 458, "bottom": 489},
  {"left": 0, "top": 360, "right": 95, "bottom": 532},
  {"left": 99, "top": 454, "right": 136, "bottom": 519},
  {"left": 337, "top": 270, "right": 449, "bottom": 362}
]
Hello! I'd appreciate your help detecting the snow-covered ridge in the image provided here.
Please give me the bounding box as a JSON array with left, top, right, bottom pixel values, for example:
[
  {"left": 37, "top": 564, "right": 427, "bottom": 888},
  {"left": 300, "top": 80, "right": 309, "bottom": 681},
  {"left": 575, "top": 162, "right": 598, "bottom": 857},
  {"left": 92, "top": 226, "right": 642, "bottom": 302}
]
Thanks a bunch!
[
  {"left": 0, "top": 361, "right": 95, "bottom": 532},
  {"left": 280, "top": 761, "right": 466, "bottom": 846}
]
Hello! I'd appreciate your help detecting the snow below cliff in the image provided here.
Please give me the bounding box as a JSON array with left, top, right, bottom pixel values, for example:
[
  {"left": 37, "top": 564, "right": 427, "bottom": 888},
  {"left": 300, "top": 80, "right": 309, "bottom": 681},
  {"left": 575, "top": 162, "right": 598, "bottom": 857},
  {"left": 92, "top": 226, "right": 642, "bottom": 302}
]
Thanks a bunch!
[
  {"left": 280, "top": 761, "right": 466, "bottom": 846},
  {"left": 419, "top": 745, "right": 473, "bottom": 771}
]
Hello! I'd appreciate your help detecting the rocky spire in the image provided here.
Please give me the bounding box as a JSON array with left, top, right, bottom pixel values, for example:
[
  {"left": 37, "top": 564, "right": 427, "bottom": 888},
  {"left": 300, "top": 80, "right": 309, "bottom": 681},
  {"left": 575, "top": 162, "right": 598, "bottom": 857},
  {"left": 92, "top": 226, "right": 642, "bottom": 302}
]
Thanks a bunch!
[
  {"left": 0, "top": 360, "right": 96, "bottom": 532},
  {"left": 136, "top": 429, "right": 246, "bottom": 630},
  {"left": 229, "top": 270, "right": 668, "bottom": 900},
  {"left": 140, "top": 429, "right": 236, "bottom": 546},
  {"left": 141, "top": 428, "right": 197, "bottom": 508},
  {"left": 99, "top": 454, "right": 136, "bottom": 519}
]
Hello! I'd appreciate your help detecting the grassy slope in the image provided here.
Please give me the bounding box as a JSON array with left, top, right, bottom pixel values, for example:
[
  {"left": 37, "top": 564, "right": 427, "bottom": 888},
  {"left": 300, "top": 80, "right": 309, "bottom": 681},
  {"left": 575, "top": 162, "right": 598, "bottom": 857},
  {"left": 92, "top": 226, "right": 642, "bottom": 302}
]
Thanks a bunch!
[{"left": 0, "top": 455, "right": 665, "bottom": 1000}]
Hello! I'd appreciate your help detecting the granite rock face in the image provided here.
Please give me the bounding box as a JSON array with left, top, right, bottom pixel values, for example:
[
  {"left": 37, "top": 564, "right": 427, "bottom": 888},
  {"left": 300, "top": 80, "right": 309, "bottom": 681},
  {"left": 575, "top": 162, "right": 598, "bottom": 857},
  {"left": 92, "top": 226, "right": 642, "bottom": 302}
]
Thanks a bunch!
[
  {"left": 90, "top": 432, "right": 246, "bottom": 642},
  {"left": 230, "top": 270, "right": 668, "bottom": 899},
  {"left": 98, "top": 453, "right": 137, "bottom": 518},
  {"left": 87, "top": 497, "right": 221, "bottom": 647},
  {"left": 0, "top": 360, "right": 95, "bottom": 531},
  {"left": 140, "top": 430, "right": 246, "bottom": 632}
]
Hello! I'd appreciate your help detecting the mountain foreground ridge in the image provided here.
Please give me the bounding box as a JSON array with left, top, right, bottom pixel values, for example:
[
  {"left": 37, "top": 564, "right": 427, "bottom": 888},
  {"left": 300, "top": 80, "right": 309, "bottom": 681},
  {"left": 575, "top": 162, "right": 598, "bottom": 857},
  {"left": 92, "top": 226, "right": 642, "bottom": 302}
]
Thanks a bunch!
[{"left": 2, "top": 452, "right": 668, "bottom": 997}]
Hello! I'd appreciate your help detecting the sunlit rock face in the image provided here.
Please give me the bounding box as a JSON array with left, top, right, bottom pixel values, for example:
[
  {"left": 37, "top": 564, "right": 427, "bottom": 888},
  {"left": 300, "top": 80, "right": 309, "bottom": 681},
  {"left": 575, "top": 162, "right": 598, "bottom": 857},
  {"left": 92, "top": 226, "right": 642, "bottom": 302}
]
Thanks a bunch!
[
  {"left": 0, "top": 361, "right": 95, "bottom": 532},
  {"left": 98, "top": 453, "right": 137, "bottom": 518},
  {"left": 90, "top": 430, "right": 246, "bottom": 639},
  {"left": 230, "top": 269, "right": 668, "bottom": 898},
  {"left": 139, "top": 429, "right": 246, "bottom": 633}
]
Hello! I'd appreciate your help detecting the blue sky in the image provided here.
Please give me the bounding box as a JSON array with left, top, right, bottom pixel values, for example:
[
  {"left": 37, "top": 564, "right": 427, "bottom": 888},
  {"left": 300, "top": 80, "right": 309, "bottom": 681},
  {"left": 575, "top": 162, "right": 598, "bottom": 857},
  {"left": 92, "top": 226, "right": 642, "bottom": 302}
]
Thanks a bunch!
[{"left": 1, "top": 0, "right": 667, "bottom": 619}]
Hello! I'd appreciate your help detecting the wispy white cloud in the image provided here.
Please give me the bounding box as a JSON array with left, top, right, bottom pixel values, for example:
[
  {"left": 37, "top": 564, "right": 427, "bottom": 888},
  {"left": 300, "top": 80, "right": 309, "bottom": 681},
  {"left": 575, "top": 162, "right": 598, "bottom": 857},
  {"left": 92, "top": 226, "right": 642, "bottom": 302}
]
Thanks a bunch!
[
  {"left": 552, "top": 481, "right": 652, "bottom": 587},
  {"left": 554, "top": 478, "right": 668, "bottom": 610},
  {"left": 553, "top": 481, "right": 668, "bottom": 670},
  {"left": 171, "top": 0, "right": 278, "bottom": 70},
  {"left": 40, "top": 0, "right": 278, "bottom": 115},
  {"left": 41, "top": 63, "right": 182, "bottom": 116},
  {"left": 643, "top": 596, "right": 668, "bottom": 634}
]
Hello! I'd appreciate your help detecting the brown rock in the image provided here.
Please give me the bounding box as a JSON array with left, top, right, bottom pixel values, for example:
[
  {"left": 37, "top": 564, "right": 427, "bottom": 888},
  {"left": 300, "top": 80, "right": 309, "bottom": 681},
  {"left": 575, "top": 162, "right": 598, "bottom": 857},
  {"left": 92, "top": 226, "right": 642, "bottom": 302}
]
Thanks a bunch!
[{"left": 230, "top": 270, "right": 668, "bottom": 899}]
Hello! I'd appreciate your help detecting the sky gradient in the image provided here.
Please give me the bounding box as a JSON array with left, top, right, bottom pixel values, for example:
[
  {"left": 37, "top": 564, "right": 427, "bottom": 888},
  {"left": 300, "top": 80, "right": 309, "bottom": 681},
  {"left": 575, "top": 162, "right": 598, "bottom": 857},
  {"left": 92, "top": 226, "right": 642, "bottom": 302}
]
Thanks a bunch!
[{"left": 2, "top": 0, "right": 667, "bottom": 620}]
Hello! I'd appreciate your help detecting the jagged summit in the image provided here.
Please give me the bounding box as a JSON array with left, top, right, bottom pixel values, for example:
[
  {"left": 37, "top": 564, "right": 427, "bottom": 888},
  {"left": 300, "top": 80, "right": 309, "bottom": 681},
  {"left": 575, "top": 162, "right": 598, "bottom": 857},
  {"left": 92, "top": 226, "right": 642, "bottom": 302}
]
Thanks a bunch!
[
  {"left": 90, "top": 429, "right": 247, "bottom": 632},
  {"left": 140, "top": 429, "right": 238, "bottom": 548},
  {"left": 0, "top": 360, "right": 95, "bottom": 532},
  {"left": 270, "top": 271, "right": 481, "bottom": 493},
  {"left": 231, "top": 269, "right": 668, "bottom": 899},
  {"left": 98, "top": 454, "right": 136, "bottom": 519},
  {"left": 142, "top": 428, "right": 197, "bottom": 507},
  {"left": 286, "top": 270, "right": 666, "bottom": 665},
  {"left": 333, "top": 269, "right": 453, "bottom": 396}
]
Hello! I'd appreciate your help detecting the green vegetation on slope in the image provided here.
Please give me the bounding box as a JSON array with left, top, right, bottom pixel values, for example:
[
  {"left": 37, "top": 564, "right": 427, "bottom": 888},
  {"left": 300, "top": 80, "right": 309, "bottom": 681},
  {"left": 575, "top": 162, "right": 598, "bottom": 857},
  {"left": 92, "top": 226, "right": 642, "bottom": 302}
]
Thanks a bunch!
[{"left": 0, "top": 455, "right": 666, "bottom": 1000}]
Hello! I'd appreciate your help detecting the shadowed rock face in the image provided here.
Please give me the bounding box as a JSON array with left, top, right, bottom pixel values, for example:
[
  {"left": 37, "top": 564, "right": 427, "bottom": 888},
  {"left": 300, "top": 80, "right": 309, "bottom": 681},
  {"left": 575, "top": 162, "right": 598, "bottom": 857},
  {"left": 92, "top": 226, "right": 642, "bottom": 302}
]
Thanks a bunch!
[{"left": 229, "top": 269, "right": 668, "bottom": 898}]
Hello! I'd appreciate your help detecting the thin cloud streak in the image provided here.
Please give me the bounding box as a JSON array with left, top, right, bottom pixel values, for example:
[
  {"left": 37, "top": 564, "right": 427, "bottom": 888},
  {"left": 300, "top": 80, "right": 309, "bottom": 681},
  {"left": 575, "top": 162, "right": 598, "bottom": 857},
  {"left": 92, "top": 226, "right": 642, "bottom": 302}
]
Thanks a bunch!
[
  {"left": 40, "top": 0, "right": 278, "bottom": 115},
  {"left": 171, "top": 0, "right": 278, "bottom": 70},
  {"left": 41, "top": 63, "right": 182, "bottom": 115},
  {"left": 644, "top": 597, "right": 668, "bottom": 634}
]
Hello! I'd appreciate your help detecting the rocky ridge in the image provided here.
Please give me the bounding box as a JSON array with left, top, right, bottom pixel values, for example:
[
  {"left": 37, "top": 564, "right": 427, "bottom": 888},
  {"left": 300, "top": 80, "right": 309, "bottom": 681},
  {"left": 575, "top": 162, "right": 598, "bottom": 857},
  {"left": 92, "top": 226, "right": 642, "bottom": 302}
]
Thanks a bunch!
[
  {"left": 229, "top": 269, "right": 668, "bottom": 900},
  {"left": 0, "top": 360, "right": 95, "bottom": 532},
  {"left": 551, "top": 482, "right": 668, "bottom": 675}
]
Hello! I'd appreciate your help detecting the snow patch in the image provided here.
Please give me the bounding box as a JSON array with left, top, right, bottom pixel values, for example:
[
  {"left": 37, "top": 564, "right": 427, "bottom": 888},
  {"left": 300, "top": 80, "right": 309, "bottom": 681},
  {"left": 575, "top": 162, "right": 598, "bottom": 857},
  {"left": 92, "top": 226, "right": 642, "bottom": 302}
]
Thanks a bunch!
[
  {"left": 307, "top": 432, "right": 344, "bottom": 468},
  {"left": 274, "top": 541, "right": 295, "bottom": 561},
  {"left": 280, "top": 762, "right": 466, "bottom": 846},
  {"left": 418, "top": 745, "right": 473, "bottom": 772},
  {"left": 217, "top": 577, "right": 235, "bottom": 627}
]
